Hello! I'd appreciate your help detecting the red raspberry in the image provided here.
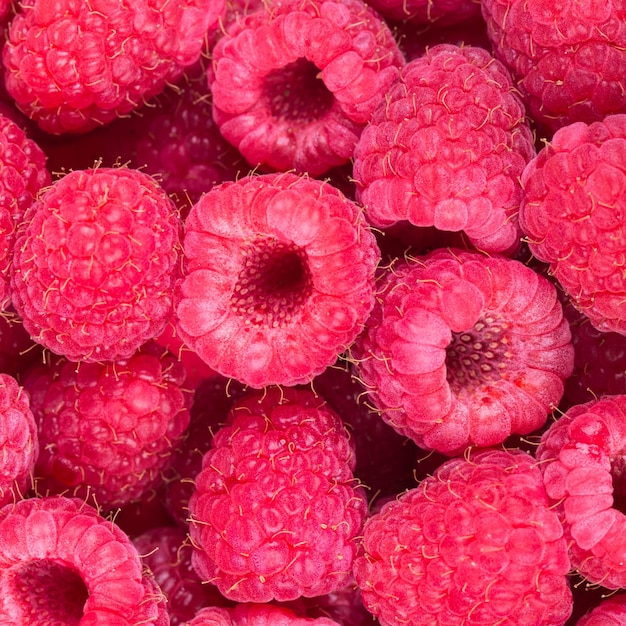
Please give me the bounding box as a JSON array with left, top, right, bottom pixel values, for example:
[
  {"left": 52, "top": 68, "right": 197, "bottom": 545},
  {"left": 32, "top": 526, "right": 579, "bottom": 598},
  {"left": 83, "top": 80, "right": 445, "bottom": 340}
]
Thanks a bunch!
[
  {"left": 0, "top": 495, "right": 168, "bottom": 624},
  {"left": 175, "top": 172, "right": 380, "bottom": 388},
  {"left": 0, "top": 113, "right": 50, "bottom": 308},
  {"left": 0, "top": 373, "right": 37, "bottom": 507},
  {"left": 536, "top": 395, "right": 626, "bottom": 590},
  {"left": 190, "top": 603, "right": 344, "bottom": 626},
  {"left": 188, "top": 386, "right": 368, "bottom": 603},
  {"left": 208, "top": 0, "right": 404, "bottom": 177},
  {"left": 353, "top": 44, "right": 535, "bottom": 256},
  {"left": 3, "top": 0, "right": 225, "bottom": 134},
  {"left": 520, "top": 114, "right": 626, "bottom": 336},
  {"left": 577, "top": 595, "right": 626, "bottom": 625},
  {"left": 351, "top": 248, "right": 574, "bottom": 454},
  {"left": 481, "top": 0, "right": 626, "bottom": 132},
  {"left": 353, "top": 448, "right": 573, "bottom": 626},
  {"left": 24, "top": 342, "right": 191, "bottom": 510},
  {"left": 10, "top": 167, "right": 181, "bottom": 362}
]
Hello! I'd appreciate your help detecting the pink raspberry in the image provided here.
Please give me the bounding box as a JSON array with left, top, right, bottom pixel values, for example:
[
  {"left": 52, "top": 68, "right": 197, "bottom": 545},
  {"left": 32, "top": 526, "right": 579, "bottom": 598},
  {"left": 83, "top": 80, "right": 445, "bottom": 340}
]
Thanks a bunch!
[
  {"left": 536, "top": 395, "right": 626, "bottom": 589},
  {"left": 0, "top": 495, "right": 168, "bottom": 624},
  {"left": 190, "top": 603, "right": 343, "bottom": 626},
  {"left": 0, "top": 373, "right": 37, "bottom": 507},
  {"left": 24, "top": 342, "right": 191, "bottom": 510},
  {"left": 0, "top": 113, "right": 50, "bottom": 308},
  {"left": 188, "top": 386, "right": 368, "bottom": 603},
  {"left": 10, "top": 167, "right": 181, "bottom": 362},
  {"left": 577, "top": 595, "right": 626, "bottom": 626},
  {"left": 208, "top": 0, "right": 404, "bottom": 177},
  {"left": 481, "top": 0, "right": 626, "bottom": 132},
  {"left": 353, "top": 448, "right": 573, "bottom": 626},
  {"left": 351, "top": 248, "right": 574, "bottom": 454},
  {"left": 3, "top": 0, "right": 225, "bottom": 134},
  {"left": 520, "top": 115, "right": 626, "bottom": 336},
  {"left": 353, "top": 44, "right": 535, "bottom": 255},
  {"left": 175, "top": 172, "right": 380, "bottom": 388}
]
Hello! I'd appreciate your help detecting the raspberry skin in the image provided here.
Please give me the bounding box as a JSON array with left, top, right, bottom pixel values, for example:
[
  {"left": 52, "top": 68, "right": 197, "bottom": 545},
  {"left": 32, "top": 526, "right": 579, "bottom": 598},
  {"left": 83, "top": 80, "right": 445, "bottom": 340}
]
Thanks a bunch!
[
  {"left": 188, "top": 386, "right": 368, "bottom": 604},
  {"left": 175, "top": 172, "right": 380, "bottom": 388},
  {"left": 481, "top": 0, "right": 626, "bottom": 132},
  {"left": 191, "top": 604, "right": 344, "bottom": 626},
  {"left": 577, "top": 595, "right": 626, "bottom": 626},
  {"left": 0, "top": 373, "right": 37, "bottom": 507},
  {"left": 0, "top": 113, "right": 50, "bottom": 308},
  {"left": 520, "top": 115, "right": 626, "bottom": 336},
  {"left": 3, "top": 0, "right": 225, "bottom": 134},
  {"left": 536, "top": 395, "right": 626, "bottom": 590},
  {"left": 353, "top": 44, "right": 535, "bottom": 256},
  {"left": 351, "top": 248, "right": 574, "bottom": 454},
  {"left": 208, "top": 0, "right": 404, "bottom": 177},
  {"left": 10, "top": 167, "right": 182, "bottom": 363},
  {"left": 24, "top": 342, "right": 191, "bottom": 510},
  {"left": 0, "top": 495, "right": 168, "bottom": 624},
  {"left": 353, "top": 448, "right": 573, "bottom": 626}
]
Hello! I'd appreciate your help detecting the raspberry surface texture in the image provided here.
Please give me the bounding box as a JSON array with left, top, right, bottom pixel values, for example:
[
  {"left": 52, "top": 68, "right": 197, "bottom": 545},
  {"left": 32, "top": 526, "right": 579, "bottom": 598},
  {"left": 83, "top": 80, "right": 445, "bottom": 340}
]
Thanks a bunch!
[
  {"left": 352, "top": 248, "right": 573, "bottom": 454},
  {"left": 537, "top": 395, "right": 626, "bottom": 589},
  {"left": 3, "top": 0, "right": 225, "bottom": 133},
  {"left": 353, "top": 44, "right": 535, "bottom": 255},
  {"left": 0, "top": 495, "right": 167, "bottom": 624},
  {"left": 481, "top": 0, "right": 626, "bottom": 132},
  {"left": 11, "top": 167, "right": 181, "bottom": 362},
  {"left": 188, "top": 386, "right": 368, "bottom": 603},
  {"left": 353, "top": 448, "right": 573, "bottom": 626},
  {"left": 189, "top": 603, "right": 344, "bottom": 625},
  {"left": 24, "top": 342, "right": 191, "bottom": 510},
  {"left": 520, "top": 115, "right": 626, "bottom": 336},
  {"left": 576, "top": 594, "right": 626, "bottom": 625},
  {"left": 208, "top": 0, "right": 404, "bottom": 176},
  {"left": 175, "top": 172, "right": 380, "bottom": 388}
]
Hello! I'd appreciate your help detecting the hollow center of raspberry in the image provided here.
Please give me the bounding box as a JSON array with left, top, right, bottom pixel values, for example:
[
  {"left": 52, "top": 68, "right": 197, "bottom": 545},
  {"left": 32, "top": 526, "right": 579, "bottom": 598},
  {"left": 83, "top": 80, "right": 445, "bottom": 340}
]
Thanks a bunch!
[
  {"left": 230, "top": 236, "right": 313, "bottom": 328},
  {"left": 263, "top": 58, "right": 335, "bottom": 123},
  {"left": 10, "top": 559, "right": 88, "bottom": 624},
  {"left": 445, "top": 316, "right": 510, "bottom": 391}
]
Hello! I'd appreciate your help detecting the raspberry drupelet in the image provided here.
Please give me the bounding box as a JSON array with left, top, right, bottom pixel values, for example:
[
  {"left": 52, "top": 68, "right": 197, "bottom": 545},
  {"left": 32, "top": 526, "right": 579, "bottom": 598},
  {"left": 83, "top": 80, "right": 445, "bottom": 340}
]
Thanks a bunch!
[
  {"left": 352, "top": 248, "right": 574, "bottom": 455},
  {"left": 175, "top": 172, "right": 380, "bottom": 388},
  {"left": 353, "top": 44, "right": 535, "bottom": 256},
  {"left": 208, "top": 0, "right": 405, "bottom": 177},
  {"left": 10, "top": 167, "right": 182, "bottom": 363}
]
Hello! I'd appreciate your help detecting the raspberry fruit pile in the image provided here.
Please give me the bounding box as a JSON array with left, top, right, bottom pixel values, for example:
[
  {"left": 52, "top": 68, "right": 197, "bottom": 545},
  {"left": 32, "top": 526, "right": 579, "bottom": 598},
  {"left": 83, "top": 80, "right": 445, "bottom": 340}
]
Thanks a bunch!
[{"left": 3, "top": 0, "right": 626, "bottom": 624}]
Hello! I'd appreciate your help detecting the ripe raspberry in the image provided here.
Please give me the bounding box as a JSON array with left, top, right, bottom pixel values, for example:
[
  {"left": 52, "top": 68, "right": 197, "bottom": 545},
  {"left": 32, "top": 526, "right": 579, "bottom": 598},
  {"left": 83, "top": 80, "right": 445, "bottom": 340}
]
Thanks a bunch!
[
  {"left": 536, "top": 395, "right": 626, "bottom": 589},
  {"left": 0, "top": 113, "right": 50, "bottom": 308},
  {"left": 0, "top": 495, "right": 168, "bottom": 624},
  {"left": 175, "top": 172, "right": 380, "bottom": 388},
  {"left": 481, "top": 0, "right": 626, "bottom": 132},
  {"left": 353, "top": 448, "right": 573, "bottom": 626},
  {"left": 3, "top": 0, "right": 225, "bottom": 134},
  {"left": 24, "top": 342, "right": 191, "bottom": 510},
  {"left": 189, "top": 603, "right": 344, "bottom": 626},
  {"left": 353, "top": 44, "right": 535, "bottom": 255},
  {"left": 208, "top": 0, "right": 404, "bottom": 177},
  {"left": 0, "top": 373, "right": 37, "bottom": 507},
  {"left": 10, "top": 167, "right": 182, "bottom": 362},
  {"left": 351, "top": 248, "right": 574, "bottom": 454},
  {"left": 188, "top": 386, "right": 368, "bottom": 603},
  {"left": 577, "top": 595, "right": 626, "bottom": 626}
]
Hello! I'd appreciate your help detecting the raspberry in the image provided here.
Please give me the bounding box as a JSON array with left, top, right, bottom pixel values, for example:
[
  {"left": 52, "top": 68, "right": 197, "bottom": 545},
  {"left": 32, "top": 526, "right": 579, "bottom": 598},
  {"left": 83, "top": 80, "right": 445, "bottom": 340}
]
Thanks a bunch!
[
  {"left": 188, "top": 386, "right": 368, "bottom": 603},
  {"left": 0, "top": 495, "right": 168, "bottom": 624},
  {"left": 0, "top": 113, "right": 50, "bottom": 308},
  {"left": 0, "top": 373, "right": 37, "bottom": 507},
  {"left": 10, "top": 167, "right": 182, "bottom": 362},
  {"left": 351, "top": 248, "right": 574, "bottom": 454},
  {"left": 481, "top": 0, "right": 626, "bottom": 132},
  {"left": 24, "top": 342, "right": 191, "bottom": 510},
  {"left": 536, "top": 395, "right": 626, "bottom": 589},
  {"left": 3, "top": 0, "right": 225, "bottom": 134},
  {"left": 353, "top": 44, "right": 535, "bottom": 256},
  {"left": 520, "top": 115, "right": 626, "bottom": 336},
  {"left": 366, "top": 0, "right": 480, "bottom": 25},
  {"left": 175, "top": 172, "right": 380, "bottom": 388},
  {"left": 208, "top": 0, "right": 404, "bottom": 177},
  {"left": 189, "top": 603, "right": 344, "bottom": 626},
  {"left": 353, "top": 448, "right": 573, "bottom": 626},
  {"left": 577, "top": 595, "right": 626, "bottom": 626}
]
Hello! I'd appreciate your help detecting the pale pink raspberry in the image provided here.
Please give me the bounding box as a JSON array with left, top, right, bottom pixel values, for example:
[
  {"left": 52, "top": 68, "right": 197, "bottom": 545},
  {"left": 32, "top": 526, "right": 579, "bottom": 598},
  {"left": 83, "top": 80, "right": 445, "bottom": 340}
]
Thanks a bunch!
[
  {"left": 175, "top": 172, "right": 380, "bottom": 388},
  {"left": 10, "top": 167, "right": 181, "bottom": 362},
  {"left": 351, "top": 248, "right": 574, "bottom": 454}
]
